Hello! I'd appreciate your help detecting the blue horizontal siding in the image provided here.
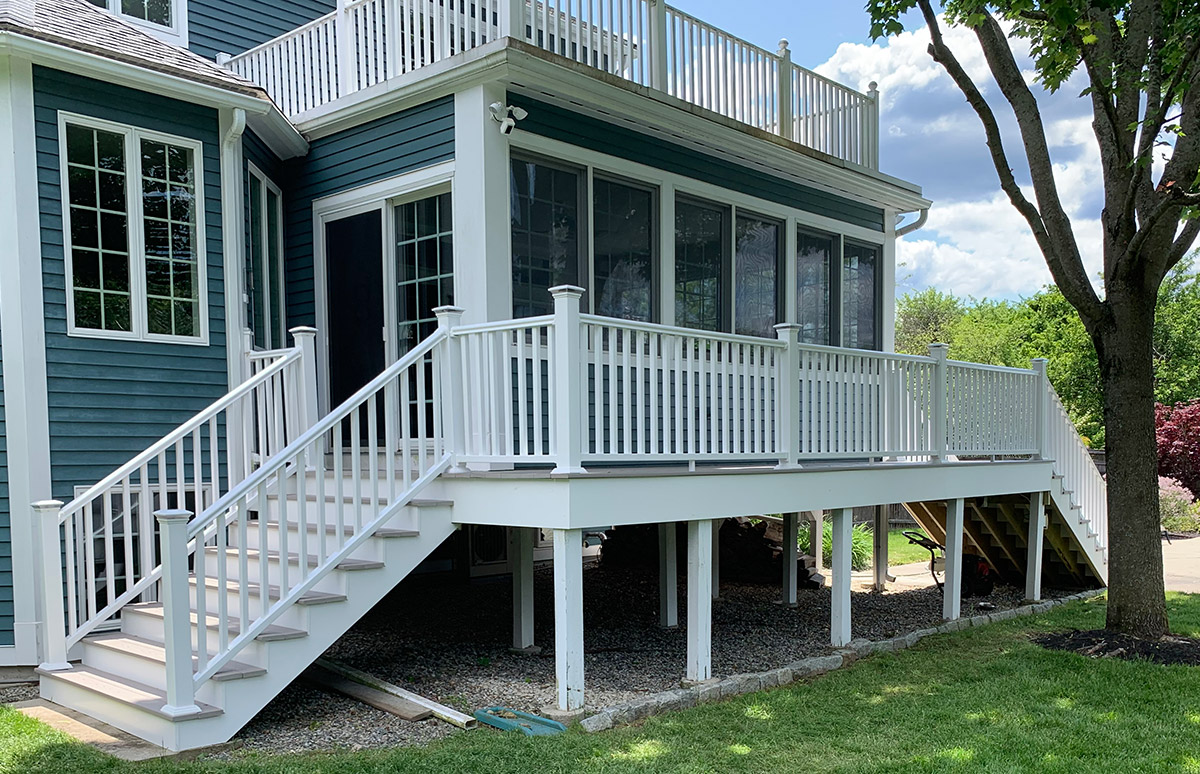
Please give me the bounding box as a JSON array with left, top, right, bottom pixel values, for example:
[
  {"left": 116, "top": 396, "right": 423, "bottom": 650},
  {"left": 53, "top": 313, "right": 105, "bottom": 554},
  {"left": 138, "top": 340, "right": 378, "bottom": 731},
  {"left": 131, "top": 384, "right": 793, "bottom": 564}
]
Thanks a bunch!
[
  {"left": 33, "top": 67, "right": 229, "bottom": 499},
  {"left": 0, "top": 308, "right": 11, "bottom": 646},
  {"left": 281, "top": 97, "right": 454, "bottom": 327},
  {"left": 188, "top": 0, "right": 336, "bottom": 60},
  {"left": 508, "top": 93, "right": 886, "bottom": 232}
]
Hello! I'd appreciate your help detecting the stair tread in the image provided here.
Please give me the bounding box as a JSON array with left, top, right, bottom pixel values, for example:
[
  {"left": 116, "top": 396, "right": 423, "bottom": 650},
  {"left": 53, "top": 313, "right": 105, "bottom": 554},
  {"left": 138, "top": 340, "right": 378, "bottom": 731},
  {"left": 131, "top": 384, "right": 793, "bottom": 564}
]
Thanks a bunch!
[
  {"left": 188, "top": 575, "right": 347, "bottom": 605},
  {"left": 261, "top": 521, "right": 420, "bottom": 539},
  {"left": 270, "top": 493, "right": 450, "bottom": 509},
  {"left": 204, "top": 546, "right": 385, "bottom": 571},
  {"left": 124, "top": 602, "right": 307, "bottom": 642},
  {"left": 86, "top": 633, "right": 267, "bottom": 681},
  {"left": 38, "top": 664, "right": 223, "bottom": 721}
]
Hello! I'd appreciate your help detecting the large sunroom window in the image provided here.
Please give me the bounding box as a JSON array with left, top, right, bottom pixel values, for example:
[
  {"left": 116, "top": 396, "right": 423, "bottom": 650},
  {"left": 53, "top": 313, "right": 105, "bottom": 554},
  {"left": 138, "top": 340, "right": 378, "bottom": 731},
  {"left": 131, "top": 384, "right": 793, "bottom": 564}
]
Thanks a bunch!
[
  {"left": 510, "top": 157, "right": 582, "bottom": 317},
  {"left": 734, "top": 214, "right": 781, "bottom": 338},
  {"left": 843, "top": 241, "right": 879, "bottom": 350},
  {"left": 674, "top": 198, "right": 728, "bottom": 332},
  {"left": 593, "top": 177, "right": 655, "bottom": 322},
  {"left": 796, "top": 229, "right": 834, "bottom": 346},
  {"left": 62, "top": 115, "right": 206, "bottom": 344}
]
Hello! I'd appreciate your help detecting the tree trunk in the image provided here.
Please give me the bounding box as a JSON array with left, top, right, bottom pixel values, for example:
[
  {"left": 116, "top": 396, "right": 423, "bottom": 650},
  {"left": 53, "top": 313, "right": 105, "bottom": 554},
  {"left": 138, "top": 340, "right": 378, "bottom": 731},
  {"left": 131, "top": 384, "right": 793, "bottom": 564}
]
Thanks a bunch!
[{"left": 1096, "top": 293, "right": 1169, "bottom": 638}]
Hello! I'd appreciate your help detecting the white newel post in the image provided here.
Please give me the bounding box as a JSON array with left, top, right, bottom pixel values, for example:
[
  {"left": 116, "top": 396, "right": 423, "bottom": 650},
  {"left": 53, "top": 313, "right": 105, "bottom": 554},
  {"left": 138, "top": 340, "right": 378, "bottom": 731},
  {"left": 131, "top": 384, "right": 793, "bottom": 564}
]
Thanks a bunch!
[
  {"left": 929, "top": 343, "right": 949, "bottom": 461},
  {"left": 385, "top": 0, "right": 401, "bottom": 77},
  {"left": 648, "top": 0, "right": 668, "bottom": 91},
  {"left": 500, "top": 0, "right": 524, "bottom": 39},
  {"left": 435, "top": 306, "right": 467, "bottom": 469},
  {"left": 33, "top": 500, "right": 69, "bottom": 671},
  {"left": 157, "top": 509, "right": 201, "bottom": 717},
  {"left": 550, "top": 286, "right": 586, "bottom": 475},
  {"left": 1031, "top": 358, "right": 1050, "bottom": 460},
  {"left": 291, "top": 327, "right": 320, "bottom": 434},
  {"left": 336, "top": 0, "right": 352, "bottom": 96},
  {"left": 774, "top": 323, "right": 802, "bottom": 468},
  {"left": 866, "top": 81, "right": 880, "bottom": 170},
  {"left": 776, "top": 40, "right": 794, "bottom": 141}
]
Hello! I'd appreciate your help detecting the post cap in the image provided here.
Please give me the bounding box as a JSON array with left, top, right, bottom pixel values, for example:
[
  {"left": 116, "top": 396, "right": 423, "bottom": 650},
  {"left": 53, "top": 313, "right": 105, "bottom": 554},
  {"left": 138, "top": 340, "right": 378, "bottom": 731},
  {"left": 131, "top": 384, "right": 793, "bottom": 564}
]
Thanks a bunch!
[
  {"left": 154, "top": 509, "right": 193, "bottom": 524},
  {"left": 433, "top": 305, "right": 466, "bottom": 316},
  {"left": 868, "top": 80, "right": 879, "bottom": 95},
  {"left": 32, "top": 499, "right": 64, "bottom": 513},
  {"left": 928, "top": 342, "right": 950, "bottom": 358},
  {"left": 288, "top": 326, "right": 318, "bottom": 336},
  {"left": 548, "top": 285, "right": 585, "bottom": 298},
  {"left": 777, "top": 38, "right": 790, "bottom": 55}
]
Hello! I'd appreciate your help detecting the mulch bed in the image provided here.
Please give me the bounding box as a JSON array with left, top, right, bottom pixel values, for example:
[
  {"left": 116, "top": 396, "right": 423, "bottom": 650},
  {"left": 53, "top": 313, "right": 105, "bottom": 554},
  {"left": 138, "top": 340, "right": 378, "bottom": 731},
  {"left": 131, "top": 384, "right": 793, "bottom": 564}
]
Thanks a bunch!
[{"left": 1033, "top": 629, "right": 1200, "bottom": 666}]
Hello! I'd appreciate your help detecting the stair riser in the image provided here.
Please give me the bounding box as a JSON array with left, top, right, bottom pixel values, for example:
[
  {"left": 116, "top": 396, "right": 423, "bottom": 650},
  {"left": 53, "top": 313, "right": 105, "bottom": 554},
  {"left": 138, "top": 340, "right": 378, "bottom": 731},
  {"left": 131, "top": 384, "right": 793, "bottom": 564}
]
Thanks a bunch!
[
  {"left": 230, "top": 520, "right": 410, "bottom": 556},
  {"left": 201, "top": 551, "right": 358, "bottom": 595},
  {"left": 189, "top": 583, "right": 311, "bottom": 630},
  {"left": 78, "top": 642, "right": 228, "bottom": 706},
  {"left": 40, "top": 676, "right": 183, "bottom": 749},
  {"left": 120, "top": 611, "right": 272, "bottom": 666},
  {"left": 259, "top": 498, "right": 425, "bottom": 532}
]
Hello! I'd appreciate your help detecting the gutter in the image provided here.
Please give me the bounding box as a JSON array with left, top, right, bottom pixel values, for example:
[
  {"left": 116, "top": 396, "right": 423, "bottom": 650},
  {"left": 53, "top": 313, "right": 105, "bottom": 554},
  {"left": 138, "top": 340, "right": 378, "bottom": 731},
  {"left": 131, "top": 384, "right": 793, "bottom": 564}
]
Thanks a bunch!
[{"left": 896, "top": 208, "right": 929, "bottom": 237}]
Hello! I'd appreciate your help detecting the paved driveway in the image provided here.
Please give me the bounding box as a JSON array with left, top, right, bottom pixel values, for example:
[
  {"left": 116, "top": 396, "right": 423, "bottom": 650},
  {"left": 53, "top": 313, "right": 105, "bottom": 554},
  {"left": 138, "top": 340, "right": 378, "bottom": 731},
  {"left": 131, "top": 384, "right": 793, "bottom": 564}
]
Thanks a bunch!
[{"left": 1163, "top": 536, "right": 1200, "bottom": 593}]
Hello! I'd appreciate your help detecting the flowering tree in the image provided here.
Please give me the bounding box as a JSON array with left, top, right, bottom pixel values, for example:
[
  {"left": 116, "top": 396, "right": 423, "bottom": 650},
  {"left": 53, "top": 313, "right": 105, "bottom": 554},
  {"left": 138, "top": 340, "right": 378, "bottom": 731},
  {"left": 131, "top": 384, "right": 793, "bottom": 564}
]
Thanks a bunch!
[{"left": 1157, "top": 401, "right": 1200, "bottom": 498}]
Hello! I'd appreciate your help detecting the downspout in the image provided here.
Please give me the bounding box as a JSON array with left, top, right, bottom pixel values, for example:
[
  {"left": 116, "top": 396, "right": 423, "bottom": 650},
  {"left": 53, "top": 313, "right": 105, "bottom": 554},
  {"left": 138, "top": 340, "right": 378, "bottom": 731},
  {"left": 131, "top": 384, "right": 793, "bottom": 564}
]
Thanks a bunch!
[
  {"left": 896, "top": 208, "right": 929, "bottom": 237},
  {"left": 220, "top": 108, "right": 248, "bottom": 478}
]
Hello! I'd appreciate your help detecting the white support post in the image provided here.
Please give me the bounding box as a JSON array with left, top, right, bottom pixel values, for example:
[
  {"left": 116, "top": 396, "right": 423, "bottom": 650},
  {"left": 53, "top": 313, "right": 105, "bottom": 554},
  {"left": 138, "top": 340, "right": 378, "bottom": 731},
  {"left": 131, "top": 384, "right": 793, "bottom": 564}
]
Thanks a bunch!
[
  {"left": 711, "top": 518, "right": 721, "bottom": 600},
  {"left": 830, "top": 507, "right": 852, "bottom": 647},
  {"left": 500, "top": 0, "right": 524, "bottom": 39},
  {"left": 686, "top": 519, "right": 713, "bottom": 682},
  {"left": 929, "top": 343, "right": 949, "bottom": 462},
  {"left": 782, "top": 512, "right": 799, "bottom": 607},
  {"left": 872, "top": 504, "right": 889, "bottom": 591},
  {"left": 551, "top": 286, "right": 586, "bottom": 475},
  {"left": 776, "top": 40, "right": 794, "bottom": 141},
  {"left": 335, "top": 0, "right": 353, "bottom": 96},
  {"left": 648, "top": 0, "right": 668, "bottom": 91},
  {"left": 774, "top": 323, "right": 802, "bottom": 468},
  {"left": 1025, "top": 491, "right": 1046, "bottom": 602},
  {"left": 552, "top": 528, "right": 585, "bottom": 711},
  {"left": 384, "top": 0, "right": 401, "bottom": 76},
  {"left": 510, "top": 527, "right": 536, "bottom": 651},
  {"left": 658, "top": 523, "right": 678, "bottom": 628},
  {"left": 157, "top": 509, "right": 201, "bottom": 717},
  {"left": 943, "top": 498, "right": 965, "bottom": 621},
  {"left": 1031, "top": 358, "right": 1050, "bottom": 460},
  {"left": 291, "top": 326, "right": 320, "bottom": 433},
  {"left": 809, "top": 510, "right": 824, "bottom": 570},
  {"left": 33, "top": 500, "right": 68, "bottom": 671},
  {"left": 866, "top": 81, "right": 880, "bottom": 170},
  {"left": 435, "top": 306, "right": 467, "bottom": 471}
]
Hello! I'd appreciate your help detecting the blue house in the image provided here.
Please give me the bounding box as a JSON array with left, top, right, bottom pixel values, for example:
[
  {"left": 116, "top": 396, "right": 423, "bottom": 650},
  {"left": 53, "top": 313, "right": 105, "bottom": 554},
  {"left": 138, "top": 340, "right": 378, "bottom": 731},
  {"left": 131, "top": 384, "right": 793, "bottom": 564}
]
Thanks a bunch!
[{"left": 0, "top": 0, "right": 1107, "bottom": 750}]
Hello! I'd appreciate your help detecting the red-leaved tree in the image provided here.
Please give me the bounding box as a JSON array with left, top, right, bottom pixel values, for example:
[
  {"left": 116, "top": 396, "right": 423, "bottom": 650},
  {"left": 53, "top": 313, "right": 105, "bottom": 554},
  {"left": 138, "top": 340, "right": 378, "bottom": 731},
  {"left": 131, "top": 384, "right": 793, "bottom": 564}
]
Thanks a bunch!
[{"left": 1156, "top": 401, "right": 1200, "bottom": 499}]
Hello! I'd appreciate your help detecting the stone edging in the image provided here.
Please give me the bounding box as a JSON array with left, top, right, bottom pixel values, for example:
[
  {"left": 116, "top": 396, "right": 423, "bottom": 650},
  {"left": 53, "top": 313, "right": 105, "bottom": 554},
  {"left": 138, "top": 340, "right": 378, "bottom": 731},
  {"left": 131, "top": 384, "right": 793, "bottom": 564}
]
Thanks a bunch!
[{"left": 579, "top": 589, "right": 1107, "bottom": 733}]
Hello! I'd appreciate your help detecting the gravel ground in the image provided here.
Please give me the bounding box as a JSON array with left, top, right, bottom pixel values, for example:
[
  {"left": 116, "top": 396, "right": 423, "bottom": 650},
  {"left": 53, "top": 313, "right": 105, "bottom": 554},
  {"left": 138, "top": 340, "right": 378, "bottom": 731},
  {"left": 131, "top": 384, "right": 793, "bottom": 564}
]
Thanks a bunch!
[
  {"left": 0, "top": 682, "right": 38, "bottom": 705},
  {"left": 213, "top": 562, "right": 1071, "bottom": 757}
]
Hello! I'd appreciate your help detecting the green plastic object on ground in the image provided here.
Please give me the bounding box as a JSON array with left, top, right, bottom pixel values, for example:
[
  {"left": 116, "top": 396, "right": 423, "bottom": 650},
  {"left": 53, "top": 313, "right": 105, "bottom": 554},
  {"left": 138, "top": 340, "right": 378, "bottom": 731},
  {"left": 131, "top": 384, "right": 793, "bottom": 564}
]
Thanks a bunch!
[{"left": 473, "top": 707, "right": 568, "bottom": 736}]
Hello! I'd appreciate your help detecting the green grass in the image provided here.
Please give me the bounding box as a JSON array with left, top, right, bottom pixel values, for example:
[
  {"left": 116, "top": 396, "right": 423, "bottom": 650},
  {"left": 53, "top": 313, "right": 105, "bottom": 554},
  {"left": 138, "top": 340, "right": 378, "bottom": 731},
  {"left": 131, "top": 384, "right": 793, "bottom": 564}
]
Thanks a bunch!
[
  {"left": 888, "top": 528, "right": 938, "bottom": 566},
  {"left": 7, "top": 594, "right": 1200, "bottom": 773}
]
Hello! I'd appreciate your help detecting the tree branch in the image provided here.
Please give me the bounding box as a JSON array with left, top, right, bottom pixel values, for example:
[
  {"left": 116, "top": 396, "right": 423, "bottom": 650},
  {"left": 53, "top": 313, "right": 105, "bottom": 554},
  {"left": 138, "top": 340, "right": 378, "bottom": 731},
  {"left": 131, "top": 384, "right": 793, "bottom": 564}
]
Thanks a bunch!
[{"left": 1166, "top": 218, "right": 1200, "bottom": 273}]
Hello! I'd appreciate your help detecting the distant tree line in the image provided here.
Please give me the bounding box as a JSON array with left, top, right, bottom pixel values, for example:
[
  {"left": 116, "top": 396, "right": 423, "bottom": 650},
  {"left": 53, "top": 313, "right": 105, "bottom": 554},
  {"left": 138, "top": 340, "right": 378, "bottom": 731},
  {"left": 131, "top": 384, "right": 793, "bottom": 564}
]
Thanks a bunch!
[{"left": 895, "top": 258, "right": 1200, "bottom": 447}]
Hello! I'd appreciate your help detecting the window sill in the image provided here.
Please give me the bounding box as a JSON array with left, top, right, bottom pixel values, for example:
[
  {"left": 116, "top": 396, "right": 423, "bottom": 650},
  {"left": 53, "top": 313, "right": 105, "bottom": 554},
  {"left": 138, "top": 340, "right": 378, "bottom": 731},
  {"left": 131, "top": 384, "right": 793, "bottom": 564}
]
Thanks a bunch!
[{"left": 66, "top": 327, "right": 210, "bottom": 348}]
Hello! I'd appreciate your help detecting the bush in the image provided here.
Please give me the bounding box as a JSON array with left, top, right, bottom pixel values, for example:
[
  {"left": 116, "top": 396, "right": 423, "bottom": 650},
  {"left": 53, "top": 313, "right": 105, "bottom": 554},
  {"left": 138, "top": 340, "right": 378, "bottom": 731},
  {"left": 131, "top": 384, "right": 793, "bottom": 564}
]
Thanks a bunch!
[
  {"left": 1160, "top": 476, "right": 1200, "bottom": 533},
  {"left": 797, "top": 522, "right": 872, "bottom": 571},
  {"left": 1157, "top": 401, "right": 1200, "bottom": 499}
]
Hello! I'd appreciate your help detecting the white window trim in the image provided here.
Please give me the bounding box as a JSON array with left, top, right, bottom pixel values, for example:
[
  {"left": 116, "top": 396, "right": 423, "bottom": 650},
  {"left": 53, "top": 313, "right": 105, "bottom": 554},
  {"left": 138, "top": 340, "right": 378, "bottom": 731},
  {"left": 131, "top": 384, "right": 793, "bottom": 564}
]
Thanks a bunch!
[
  {"left": 91, "top": 0, "right": 189, "bottom": 48},
  {"left": 246, "top": 161, "right": 286, "bottom": 351},
  {"left": 58, "top": 111, "right": 210, "bottom": 346}
]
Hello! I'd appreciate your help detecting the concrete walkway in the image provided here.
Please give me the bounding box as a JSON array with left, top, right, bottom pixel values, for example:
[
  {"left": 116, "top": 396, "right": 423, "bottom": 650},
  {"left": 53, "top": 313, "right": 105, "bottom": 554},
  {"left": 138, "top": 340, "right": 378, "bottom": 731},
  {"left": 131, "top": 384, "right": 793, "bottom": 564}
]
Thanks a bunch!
[{"left": 1163, "top": 536, "right": 1200, "bottom": 593}]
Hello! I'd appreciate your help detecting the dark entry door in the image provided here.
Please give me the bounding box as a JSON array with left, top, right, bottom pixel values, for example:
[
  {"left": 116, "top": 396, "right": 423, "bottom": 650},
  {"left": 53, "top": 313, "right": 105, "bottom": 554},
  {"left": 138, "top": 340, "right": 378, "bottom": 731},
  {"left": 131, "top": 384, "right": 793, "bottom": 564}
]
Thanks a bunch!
[{"left": 325, "top": 210, "right": 384, "bottom": 410}]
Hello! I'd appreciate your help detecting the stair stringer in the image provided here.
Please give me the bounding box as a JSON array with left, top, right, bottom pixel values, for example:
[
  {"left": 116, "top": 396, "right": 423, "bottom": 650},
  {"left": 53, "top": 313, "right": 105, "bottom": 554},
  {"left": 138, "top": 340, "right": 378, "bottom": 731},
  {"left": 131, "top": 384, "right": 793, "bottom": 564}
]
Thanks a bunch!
[{"left": 1045, "top": 476, "right": 1108, "bottom": 585}]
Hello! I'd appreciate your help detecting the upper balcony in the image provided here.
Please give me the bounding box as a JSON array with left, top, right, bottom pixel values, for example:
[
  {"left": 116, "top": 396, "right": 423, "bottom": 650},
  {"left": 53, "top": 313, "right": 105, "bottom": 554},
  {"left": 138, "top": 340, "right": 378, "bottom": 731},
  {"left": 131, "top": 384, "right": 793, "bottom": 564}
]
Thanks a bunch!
[{"left": 224, "top": 0, "right": 880, "bottom": 169}]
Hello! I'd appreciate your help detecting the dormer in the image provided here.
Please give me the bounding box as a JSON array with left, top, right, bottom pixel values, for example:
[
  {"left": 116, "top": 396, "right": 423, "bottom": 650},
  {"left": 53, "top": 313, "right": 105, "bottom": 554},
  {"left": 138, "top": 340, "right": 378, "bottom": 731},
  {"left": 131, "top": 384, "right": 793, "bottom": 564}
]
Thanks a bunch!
[{"left": 85, "top": 0, "right": 188, "bottom": 47}]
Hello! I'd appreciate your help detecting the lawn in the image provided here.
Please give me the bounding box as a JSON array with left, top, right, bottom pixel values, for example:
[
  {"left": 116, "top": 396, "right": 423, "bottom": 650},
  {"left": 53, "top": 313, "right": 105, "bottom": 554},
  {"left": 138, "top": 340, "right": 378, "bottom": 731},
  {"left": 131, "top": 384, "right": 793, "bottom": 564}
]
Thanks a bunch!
[
  {"left": 6, "top": 594, "right": 1200, "bottom": 773},
  {"left": 888, "top": 528, "right": 936, "bottom": 566}
]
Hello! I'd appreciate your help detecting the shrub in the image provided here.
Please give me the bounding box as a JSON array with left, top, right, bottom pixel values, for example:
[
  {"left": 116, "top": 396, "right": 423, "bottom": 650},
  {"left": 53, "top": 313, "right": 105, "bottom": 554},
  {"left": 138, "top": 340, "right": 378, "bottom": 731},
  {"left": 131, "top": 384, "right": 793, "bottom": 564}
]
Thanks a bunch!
[
  {"left": 1160, "top": 476, "right": 1200, "bottom": 533},
  {"left": 797, "top": 522, "right": 872, "bottom": 571},
  {"left": 1157, "top": 401, "right": 1200, "bottom": 498}
]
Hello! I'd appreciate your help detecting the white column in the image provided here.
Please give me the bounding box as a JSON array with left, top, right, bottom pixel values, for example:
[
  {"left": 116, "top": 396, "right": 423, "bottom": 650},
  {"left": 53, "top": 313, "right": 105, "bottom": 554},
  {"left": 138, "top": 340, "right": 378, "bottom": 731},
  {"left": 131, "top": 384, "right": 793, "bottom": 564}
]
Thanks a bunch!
[
  {"left": 1025, "top": 491, "right": 1046, "bottom": 602},
  {"left": 658, "top": 523, "right": 678, "bottom": 628},
  {"left": 830, "top": 508, "right": 852, "bottom": 647},
  {"left": 782, "top": 512, "right": 799, "bottom": 607},
  {"left": 1031, "top": 358, "right": 1050, "bottom": 459},
  {"left": 944, "top": 498, "right": 965, "bottom": 620},
  {"left": 499, "top": 0, "right": 524, "bottom": 39},
  {"left": 157, "top": 509, "right": 201, "bottom": 717},
  {"left": 929, "top": 343, "right": 949, "bottom": 462},
  {"left": 550, "top": 286, "right": 586, "bottom": 475},
  {"left": 648, "top": 0, "right": 668, "bottom": 91},
  {"left": 809, "top": 510, "right": 824, "bottom": 570},
  {"left": 552, "top": 528, "right": 584, "bottom": 711},
  {"left": 873, "top": 505, "right": 889, "bottom": 591},
  {"left": 686, "top": 519, "right": 713, "bottom": 682},
  {"left": 336, "top": 0, "right": 353, "bottom": 96},
  {"left": 510, "top": 527, "right": 536, "bottom": 651},
  {"left": 776, "top": 40, "right": 794, "bottom": 141},
  {"left": 774, "top": 324, "right": 802, "bottom": 469},
  {"left": 711, "top": 518, "right": 721, "bottom": 600},
  {"left": 33, "top": 501, "right": 68, "bottom": 671}
]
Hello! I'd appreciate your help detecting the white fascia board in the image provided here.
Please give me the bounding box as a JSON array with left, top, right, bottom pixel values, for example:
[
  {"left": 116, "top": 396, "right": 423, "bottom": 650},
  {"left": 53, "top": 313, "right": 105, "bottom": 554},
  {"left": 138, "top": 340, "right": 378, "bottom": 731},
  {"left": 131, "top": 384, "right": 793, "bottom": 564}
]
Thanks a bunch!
[
  {"left": 245, "top": 110, "right": 308, "bottom": 159},
  {"left": 0, "top": 30, "right": 272, "bottom": 115}
]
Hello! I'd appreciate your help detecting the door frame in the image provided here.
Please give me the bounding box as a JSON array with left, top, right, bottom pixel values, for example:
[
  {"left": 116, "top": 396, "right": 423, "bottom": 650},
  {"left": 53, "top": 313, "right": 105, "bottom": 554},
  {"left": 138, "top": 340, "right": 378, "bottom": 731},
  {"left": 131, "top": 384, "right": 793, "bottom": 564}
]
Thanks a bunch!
[{"left": 312, "top": 161, "right": 455, "bottom": 415}]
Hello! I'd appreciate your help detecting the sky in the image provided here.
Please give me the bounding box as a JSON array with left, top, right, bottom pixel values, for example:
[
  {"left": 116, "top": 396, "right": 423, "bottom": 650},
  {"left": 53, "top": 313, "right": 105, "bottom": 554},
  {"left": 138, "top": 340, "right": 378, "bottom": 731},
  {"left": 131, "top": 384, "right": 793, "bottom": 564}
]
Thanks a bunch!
[{"left": 674, "top": 1, "right": 1106, "bottom": 301}]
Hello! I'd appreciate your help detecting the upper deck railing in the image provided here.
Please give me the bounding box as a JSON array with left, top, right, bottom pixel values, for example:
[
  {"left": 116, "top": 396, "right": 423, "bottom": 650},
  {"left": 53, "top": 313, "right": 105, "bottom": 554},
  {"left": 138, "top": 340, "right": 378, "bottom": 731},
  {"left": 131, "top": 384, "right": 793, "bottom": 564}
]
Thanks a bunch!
[{"left": 225, "top": 0, "right": 880, "bottom": 168}]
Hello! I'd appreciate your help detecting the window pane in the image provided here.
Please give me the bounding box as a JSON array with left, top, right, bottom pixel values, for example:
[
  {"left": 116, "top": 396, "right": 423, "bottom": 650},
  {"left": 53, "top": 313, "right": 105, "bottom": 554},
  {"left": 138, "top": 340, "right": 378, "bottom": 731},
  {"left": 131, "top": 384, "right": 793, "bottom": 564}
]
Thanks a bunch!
[
  {"left": 246, "top": 175, "right": 265, "bottom": 349},
  {"left": 734, "top": 216, "right": 779, "bottom": 337},
  {"left": 121, "top": 0, "right": 171, "bottom": 26},
  {"left": 396, "top": 192, "right": 453, "bottom": 351},
  {"left": 65, "top": 123, "right": 131, "bottom": 333},
  {"left": 510, "top": 159, "right": 579, "bottom": 318},
  {"left": 593, "top": 178, "right": 653, "bottom": 322},
  {"left": 266, "top": 188, "right": 285, "bottom": 349},
  {"left": 796, "top": 230, "right": 832, "bottom": 345},
  {"left": 674, "top": 199, "right": 726, "bottom": 332},
  {"left": 141, "top": 138, "right": 199, "bottom": 338},
  {"left": 843, "top": 242, "right": 879, "bottom": 350}
]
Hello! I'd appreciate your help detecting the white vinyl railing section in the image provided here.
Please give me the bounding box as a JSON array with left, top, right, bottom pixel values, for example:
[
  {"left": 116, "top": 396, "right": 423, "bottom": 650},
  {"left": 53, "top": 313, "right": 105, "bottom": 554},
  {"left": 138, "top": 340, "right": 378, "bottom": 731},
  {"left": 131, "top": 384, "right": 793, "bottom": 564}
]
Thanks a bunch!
[
  {"left": 34, "top": 329, "right": 317, "bottom": 666},
  {"left": 225, "top": 0, "right": 878, "bottom": 167},
  {"left": 1044, "top": 375, "right": 1108, "bottom": 550},
  {"left": 945, "top": 361, "right": 1040, "bottom": 457}
]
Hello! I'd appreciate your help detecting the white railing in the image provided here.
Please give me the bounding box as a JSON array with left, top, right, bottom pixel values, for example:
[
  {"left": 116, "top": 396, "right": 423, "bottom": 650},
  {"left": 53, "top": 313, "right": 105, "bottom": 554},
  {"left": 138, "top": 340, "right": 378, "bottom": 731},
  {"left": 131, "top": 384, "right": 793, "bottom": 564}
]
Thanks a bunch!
[
  {"left": 37, "top": 330, "right": 317, "bottom": 662},
  {"left": 1044, "top": 378, "right": 1107, "bottom": 549},
  {"left": 225, "top": 0, "right": 879, "bottom": 168},
  {"left": 945, "top": 361, "right": 1040, "bottom": 457}
]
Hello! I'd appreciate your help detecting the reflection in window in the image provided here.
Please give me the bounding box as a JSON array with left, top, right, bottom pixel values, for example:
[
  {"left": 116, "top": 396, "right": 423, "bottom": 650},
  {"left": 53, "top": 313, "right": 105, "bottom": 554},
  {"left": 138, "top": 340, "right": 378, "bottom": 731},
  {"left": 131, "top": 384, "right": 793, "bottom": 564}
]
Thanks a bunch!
[
  {"left": 593, "top": 178, "right": 654, "bottom": 321},
  {"left": 734, "top": 215, "right": 779, "bottom": 337},
  {"left": 796, "top": 230, "right": 833, "bottom": 345},
  {"left": 246, "top": 171, "right": 286, "bottom": 350},
  {"left": 141, "top": 138, "right": 198, "bottom": 338},
  {"left": 396, "top": 193, "right": 454, "bottom": 353},
  {"left": 121, "top": 0, "right": 172, "bottom": 26},
  {"left": 843, "top": 241, "right": 879, "bottom": 350},
  {"left": 510, "top": 158, "right": 580, "bottom": 317},
  {"left": 675, "top": 198, "right": 726, "bottom": 332}
]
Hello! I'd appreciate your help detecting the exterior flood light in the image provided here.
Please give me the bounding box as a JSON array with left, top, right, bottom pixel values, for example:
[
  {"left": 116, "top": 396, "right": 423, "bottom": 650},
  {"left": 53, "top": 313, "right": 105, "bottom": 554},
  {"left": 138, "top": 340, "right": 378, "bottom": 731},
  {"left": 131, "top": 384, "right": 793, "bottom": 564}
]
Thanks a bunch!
[{"left": 489, "top": 101, "right": 529, "bottom": 135}]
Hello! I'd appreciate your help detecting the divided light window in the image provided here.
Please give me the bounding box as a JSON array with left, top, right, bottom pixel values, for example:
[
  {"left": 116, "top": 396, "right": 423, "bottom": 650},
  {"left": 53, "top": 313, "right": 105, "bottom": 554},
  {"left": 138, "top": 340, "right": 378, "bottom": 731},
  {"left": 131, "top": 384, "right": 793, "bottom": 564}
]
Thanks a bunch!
[
  {"left": 843, "top": 241, "right": 880, "bottom": 350},
  {"left": 592, "top": 177, "right": 655, "bottom": 322},
  {"left": 246, "top": 166, "right": 285, "bottom": 350},
  {"left": 674, "top": 197, "right": 729, "bottom": 332},
  {"left": 395, "top": 192, "right": 454, "bottom": 352},
  {"left": 510, "top": 157, "right": 583, "bottom": 317},
  {"left": 796, "top": 229, "right": 834, "bottom": 346},
  {"left": 734, "top": 214, "right": 782, "bottom": 338},
  {"left": 62, "top": 115, "right": 206, "bottom": 344},
  {"left": 87, "top": 0, "right": 174, "bottom": 30}
]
